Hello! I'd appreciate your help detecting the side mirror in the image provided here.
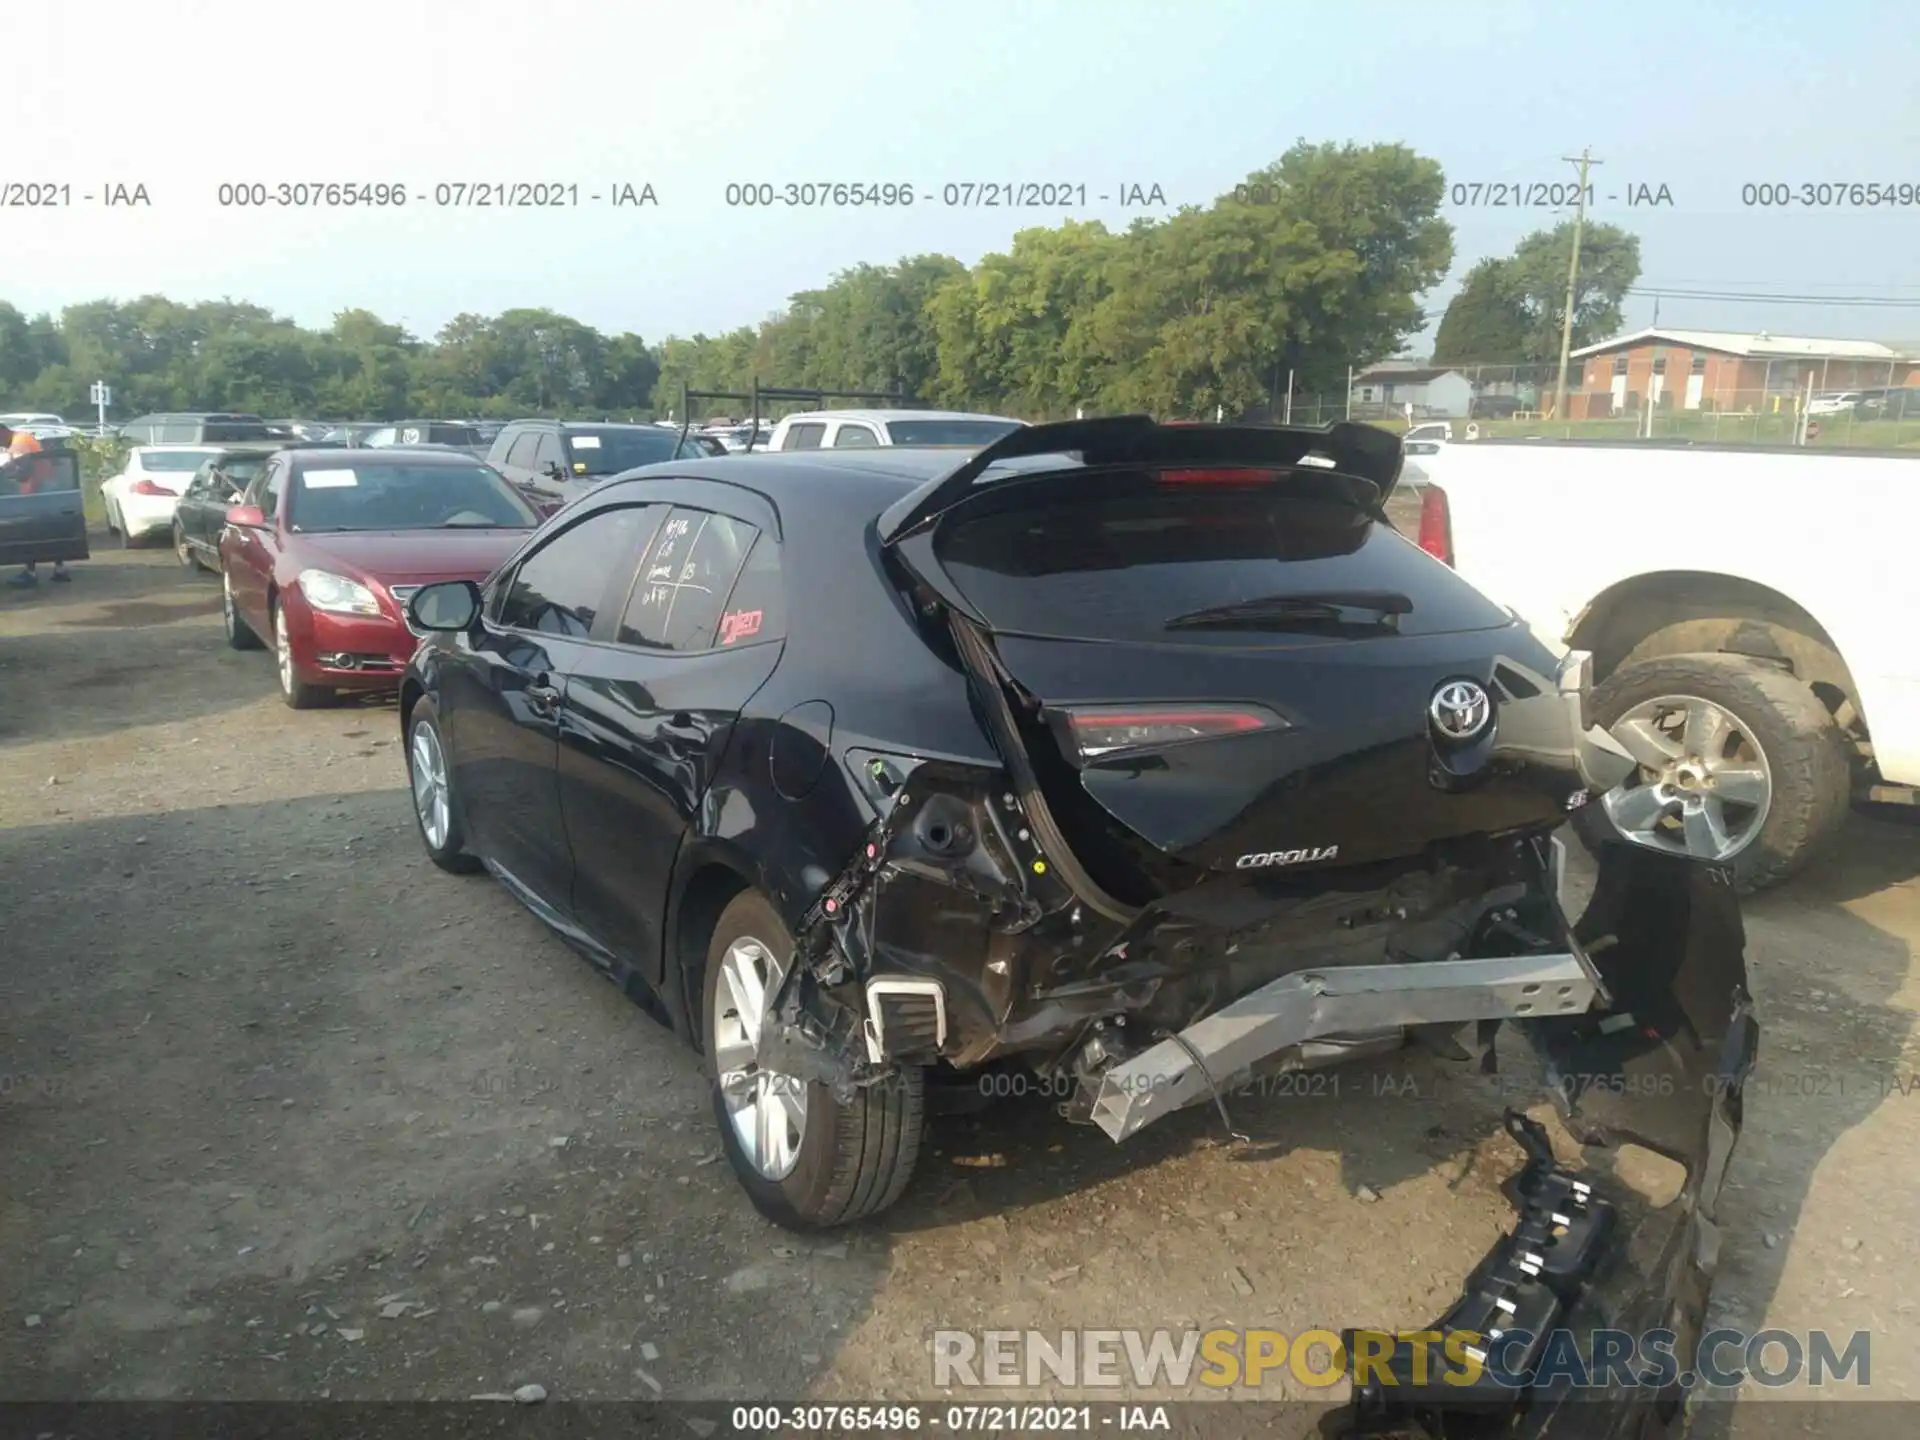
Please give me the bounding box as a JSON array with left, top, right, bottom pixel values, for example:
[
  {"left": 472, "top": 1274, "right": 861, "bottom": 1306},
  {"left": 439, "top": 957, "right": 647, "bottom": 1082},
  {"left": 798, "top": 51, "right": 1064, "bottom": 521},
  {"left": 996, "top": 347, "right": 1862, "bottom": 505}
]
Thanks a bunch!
[
  {"left": 225, "top": 504, "right": 266, "bottom": 527},
  {"left": 408, "top": 579, "right": 483, "bottom": 632},
  {"left": 543, "top": 461, "right": 568, "bottom": 481}
]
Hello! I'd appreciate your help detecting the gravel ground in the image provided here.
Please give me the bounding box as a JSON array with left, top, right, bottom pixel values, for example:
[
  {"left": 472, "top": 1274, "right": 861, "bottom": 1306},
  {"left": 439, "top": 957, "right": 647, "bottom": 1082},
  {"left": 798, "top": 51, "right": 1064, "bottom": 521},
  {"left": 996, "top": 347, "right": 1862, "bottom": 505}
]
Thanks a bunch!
[{"left": 2, "top": 542, "right": 1917, "bottom": 1434}]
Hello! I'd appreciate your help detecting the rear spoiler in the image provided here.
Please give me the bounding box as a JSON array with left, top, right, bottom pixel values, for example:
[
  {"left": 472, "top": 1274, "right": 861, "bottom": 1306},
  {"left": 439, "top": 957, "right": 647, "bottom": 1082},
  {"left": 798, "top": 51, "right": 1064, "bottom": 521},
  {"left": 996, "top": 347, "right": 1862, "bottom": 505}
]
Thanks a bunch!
[{"left": 875, "top": 415, "right": 1405, "bottom": 545}]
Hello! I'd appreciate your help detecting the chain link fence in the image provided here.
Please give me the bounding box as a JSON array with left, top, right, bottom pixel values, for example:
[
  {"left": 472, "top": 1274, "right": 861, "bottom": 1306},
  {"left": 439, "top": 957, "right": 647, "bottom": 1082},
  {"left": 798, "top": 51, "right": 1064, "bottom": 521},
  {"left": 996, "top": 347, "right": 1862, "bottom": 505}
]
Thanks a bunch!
[{"left": 1236, "top": 358, "right": 1920, "bottom": 447}]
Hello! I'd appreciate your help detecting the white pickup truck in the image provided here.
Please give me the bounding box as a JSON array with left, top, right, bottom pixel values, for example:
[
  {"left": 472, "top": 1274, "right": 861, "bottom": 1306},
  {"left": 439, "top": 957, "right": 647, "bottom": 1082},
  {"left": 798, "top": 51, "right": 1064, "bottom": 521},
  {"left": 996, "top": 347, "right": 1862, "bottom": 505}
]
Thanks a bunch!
[{"left": 1408, "top": 437, "right": 1920, "bottom": 891}]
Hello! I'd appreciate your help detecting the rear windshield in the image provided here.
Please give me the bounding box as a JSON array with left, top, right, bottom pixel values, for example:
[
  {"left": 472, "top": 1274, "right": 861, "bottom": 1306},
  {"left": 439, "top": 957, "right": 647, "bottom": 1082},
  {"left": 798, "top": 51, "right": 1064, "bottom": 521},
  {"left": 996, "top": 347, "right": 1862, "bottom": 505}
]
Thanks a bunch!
[
  {"left": 202, "top": 422, "right": 273, "bottom": 442},
  {"left": 884, "top": 419, "right": 1023, "bottom": 447},
  {"left": 139, "top": 449, "right": 222, "bottom": 471},
  {"left": 287, "top": 461, "right": 540, "bottom": 532},
  {"left": 221, "top": 456, "right": 272, "bottom": 482},
  {"left": 564, "top": 426, "right": 704, "bottom": 475},
  {"left": 934, "top": 476, "right": 1513, "bottom": 642}
]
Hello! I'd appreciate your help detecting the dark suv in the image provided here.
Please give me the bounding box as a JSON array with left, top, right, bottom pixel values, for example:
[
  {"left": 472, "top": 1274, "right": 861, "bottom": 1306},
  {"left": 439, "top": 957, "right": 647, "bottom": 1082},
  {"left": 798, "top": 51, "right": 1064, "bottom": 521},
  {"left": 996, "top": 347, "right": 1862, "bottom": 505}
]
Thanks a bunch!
[
  {"left": 364, "top": 420, "right": 490, "bottom": 456},
  {"left": 486, "top": 420, "right": 717, "bottom": 509},
  {"left": 117, "top": 413, "right": 276, "bottom": 444},
  {"left": 1858, "top": 388, "right": 1920, "bottom": 421}
]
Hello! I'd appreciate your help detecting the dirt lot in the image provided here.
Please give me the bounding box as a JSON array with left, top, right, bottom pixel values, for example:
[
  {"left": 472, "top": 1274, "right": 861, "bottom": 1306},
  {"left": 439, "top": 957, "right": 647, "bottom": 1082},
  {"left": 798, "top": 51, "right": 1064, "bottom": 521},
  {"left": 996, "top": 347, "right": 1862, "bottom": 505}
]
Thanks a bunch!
[{"left": 2, "top": 541, "right": 1918, "bottom": 1429}]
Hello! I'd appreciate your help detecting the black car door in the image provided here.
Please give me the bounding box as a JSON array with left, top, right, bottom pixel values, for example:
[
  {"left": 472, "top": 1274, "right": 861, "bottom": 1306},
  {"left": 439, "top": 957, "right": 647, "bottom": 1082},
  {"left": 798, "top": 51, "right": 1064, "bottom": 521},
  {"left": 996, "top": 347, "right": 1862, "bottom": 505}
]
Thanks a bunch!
[
  {"left": 0, "top": 449, "right": 88, "bottom": 567},
  {"left": 495, "top": 431, "right": 553, "bottom": 508},
  {"left": 527, "top": 431, "right": 573, "bottom": 507},
  {"left": 555, "top": 486, "right": 787, "bottom": 986},
  {"left": 438, "top": 502, "right": 665, "bottom": 921},
  {"left": 176, "top": 462, "right": 223, "bottom": 551}
]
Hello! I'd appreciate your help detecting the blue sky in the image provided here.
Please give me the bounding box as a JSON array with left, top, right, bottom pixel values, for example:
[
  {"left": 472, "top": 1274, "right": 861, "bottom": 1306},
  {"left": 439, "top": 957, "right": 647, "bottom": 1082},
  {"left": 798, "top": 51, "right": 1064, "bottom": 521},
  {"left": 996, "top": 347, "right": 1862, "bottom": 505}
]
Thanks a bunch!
[{"left": 5, "top": 0, "right": 1917, "bottom": 350}]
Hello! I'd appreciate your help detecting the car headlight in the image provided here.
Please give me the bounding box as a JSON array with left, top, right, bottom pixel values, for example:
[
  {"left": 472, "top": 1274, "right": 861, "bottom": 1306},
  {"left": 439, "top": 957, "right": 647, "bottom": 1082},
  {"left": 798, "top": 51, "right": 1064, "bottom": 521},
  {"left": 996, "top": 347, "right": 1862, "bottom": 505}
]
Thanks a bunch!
[{"left": 297, "top": 569, "right": 381, "bottom": 616}]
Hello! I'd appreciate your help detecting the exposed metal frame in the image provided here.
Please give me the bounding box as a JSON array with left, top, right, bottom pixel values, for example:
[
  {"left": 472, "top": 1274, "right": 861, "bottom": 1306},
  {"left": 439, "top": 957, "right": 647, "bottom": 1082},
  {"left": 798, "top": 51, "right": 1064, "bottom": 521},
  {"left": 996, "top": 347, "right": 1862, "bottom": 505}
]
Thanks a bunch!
[{"left": 1087, "top": 952, "right": 1598, "bottom": 1142}]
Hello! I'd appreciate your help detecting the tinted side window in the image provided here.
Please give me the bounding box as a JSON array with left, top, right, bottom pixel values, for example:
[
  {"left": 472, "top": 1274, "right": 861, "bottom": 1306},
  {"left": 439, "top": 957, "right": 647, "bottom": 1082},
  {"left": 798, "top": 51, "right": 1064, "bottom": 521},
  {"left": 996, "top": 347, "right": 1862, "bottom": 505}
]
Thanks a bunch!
[
  {"left": 713, "top": 532, "right": 787, "bottom": 648},
  {"left": 831, "top": 424, "right": 878, "bottom": 448},
  {"left": 158, "top": 421, "right": 199, "bottom": 443},
  {"left": 783, "top": 423, "right": 826, "bottom": 451},
  {"left": 498, "top": 505, "right": 660, "bottom": 637},
  {"left": 617, "top": 508, "right": 758, "bottom": 651},
  {"left": 505, "top": 433, "right": 541, "bottom": 470},
  {"left": 260, "top": 461, "right": 287, "bottom": 517}
]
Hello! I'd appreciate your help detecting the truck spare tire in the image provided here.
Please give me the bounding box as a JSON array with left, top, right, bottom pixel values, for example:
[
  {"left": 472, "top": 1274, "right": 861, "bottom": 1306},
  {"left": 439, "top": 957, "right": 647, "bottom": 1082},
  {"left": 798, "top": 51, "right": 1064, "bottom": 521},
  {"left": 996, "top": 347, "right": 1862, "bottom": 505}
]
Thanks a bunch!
[{"left": 1572, "top": 652, "right": 1852, "bottom": 893}]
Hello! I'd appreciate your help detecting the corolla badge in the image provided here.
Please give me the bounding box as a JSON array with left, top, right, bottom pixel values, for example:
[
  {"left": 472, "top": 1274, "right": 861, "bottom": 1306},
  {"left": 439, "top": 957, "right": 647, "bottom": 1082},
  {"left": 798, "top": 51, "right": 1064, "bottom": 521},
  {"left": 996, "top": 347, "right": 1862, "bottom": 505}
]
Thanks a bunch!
[
  {"left": 1236, "top": 845, "right": 1339, "bottom": 868},
  {"left": 1429, "top": 680, "right": 1492, "bottom": 740}
]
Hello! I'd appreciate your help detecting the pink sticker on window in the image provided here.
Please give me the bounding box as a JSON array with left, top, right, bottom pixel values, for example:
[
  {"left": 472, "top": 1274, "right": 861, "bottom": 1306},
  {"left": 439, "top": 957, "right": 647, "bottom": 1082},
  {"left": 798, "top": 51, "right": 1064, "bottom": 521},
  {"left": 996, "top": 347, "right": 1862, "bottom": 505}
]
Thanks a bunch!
[{"left": 719, "top": 609, "right": 764, "bottom": 645}]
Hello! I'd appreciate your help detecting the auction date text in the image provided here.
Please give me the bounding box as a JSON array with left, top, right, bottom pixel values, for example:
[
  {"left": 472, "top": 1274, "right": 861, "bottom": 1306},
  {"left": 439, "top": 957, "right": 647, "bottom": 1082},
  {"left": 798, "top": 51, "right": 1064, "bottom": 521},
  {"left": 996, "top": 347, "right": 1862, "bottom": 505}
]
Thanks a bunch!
[
  {"left": 1, "top": 182, "right": 150, "bottom": 206},
  {"left": 214, "top": 181, "right": 658, "bottom": 208},
  {"left": 722, "top": 181, "right": 1168, "bottom": 208}
]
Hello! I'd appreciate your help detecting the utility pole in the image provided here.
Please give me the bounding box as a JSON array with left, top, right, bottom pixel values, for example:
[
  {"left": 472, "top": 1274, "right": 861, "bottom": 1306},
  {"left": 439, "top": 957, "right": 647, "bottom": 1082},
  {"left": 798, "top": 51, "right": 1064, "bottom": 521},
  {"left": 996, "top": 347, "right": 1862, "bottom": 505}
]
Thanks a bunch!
[{"left": 1552, "top": 148, "right": 1601, "bottom": 423}]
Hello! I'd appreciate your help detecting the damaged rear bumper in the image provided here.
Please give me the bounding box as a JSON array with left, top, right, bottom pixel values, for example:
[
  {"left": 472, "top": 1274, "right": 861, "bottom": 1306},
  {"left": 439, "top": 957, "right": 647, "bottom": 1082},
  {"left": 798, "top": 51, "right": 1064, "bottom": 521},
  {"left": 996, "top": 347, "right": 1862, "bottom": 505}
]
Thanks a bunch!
[
  {"left": 775, "top": 774, "right": 1752, "bottom": 1436},
  {"left": 1326, "top": 843, "right": 1755, "bottom": 1437}
]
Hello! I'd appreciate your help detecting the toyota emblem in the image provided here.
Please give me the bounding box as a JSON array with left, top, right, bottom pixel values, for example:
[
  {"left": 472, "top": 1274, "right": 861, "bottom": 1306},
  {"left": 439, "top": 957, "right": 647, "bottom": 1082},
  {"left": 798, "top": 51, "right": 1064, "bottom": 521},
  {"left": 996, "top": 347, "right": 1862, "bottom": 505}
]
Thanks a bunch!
[{"left": 1430, "top": 680, "right": 1492, "bottom": 740}]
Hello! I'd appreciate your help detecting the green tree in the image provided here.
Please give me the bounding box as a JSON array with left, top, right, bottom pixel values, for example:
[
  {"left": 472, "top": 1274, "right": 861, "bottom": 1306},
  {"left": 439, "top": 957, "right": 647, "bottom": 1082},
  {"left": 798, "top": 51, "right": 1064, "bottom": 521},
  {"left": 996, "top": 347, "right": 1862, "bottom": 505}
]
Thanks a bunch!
[
  {"left": 1432, "top": 258, "right": 1531, "bottom": 364},
  {"left": 1501, "top": 221, "right": 1641, "bottom": 363},
  {"left": 928, "top": 220, "right": 1118, "bottom": 414}
]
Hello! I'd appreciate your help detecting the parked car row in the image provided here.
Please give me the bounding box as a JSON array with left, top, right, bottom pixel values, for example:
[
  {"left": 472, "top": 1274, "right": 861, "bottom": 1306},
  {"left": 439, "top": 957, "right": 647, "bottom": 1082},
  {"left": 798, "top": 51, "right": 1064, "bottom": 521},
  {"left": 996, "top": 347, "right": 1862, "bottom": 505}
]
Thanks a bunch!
[{"left": 1807, "top": 387, "right": 1920, "bottom": 419}]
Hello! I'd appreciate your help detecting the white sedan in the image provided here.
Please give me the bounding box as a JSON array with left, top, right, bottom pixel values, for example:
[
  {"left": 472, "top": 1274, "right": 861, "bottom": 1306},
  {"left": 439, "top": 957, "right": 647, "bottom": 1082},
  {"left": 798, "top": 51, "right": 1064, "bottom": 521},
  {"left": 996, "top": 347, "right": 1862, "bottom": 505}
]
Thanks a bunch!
[{"left": 100, "top": 446, "right": 223, "bottom": 546}]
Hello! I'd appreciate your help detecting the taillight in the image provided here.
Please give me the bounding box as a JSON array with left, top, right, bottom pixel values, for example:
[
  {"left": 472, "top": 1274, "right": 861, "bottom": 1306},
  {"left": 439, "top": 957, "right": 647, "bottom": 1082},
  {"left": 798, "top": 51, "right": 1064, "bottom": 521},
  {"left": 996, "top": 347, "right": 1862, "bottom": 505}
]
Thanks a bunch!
[
  {"left": 1417, "top": 483, "right": 1454, "bottom": 566},
  {"left": 1157, "top": 467, "right": 1280, "bottom": 486},
  {"left": 129, "top": 478, "right": 175, "bottom": 496},
  {"left": 1050, "top": 703, "right": 1287, "bottom": 762}
]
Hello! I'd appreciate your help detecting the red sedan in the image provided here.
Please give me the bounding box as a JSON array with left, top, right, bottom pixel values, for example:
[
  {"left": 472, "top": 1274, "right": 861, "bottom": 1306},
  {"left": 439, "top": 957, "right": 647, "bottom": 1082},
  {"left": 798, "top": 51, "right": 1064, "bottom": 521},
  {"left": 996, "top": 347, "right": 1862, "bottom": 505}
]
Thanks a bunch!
[{"left": 218, "top": 447, "right": 541, "bottom": 707}]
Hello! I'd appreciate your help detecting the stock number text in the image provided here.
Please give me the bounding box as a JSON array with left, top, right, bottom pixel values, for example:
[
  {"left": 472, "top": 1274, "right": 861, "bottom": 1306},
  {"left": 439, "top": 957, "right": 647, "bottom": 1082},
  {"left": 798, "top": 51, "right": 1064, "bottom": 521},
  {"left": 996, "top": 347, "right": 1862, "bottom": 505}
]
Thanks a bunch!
[
  {"left": 217, "top": 182, "right": 408, "bottom": 207},
  {"left": 1742, "top": 181, "right": 1919, "bottom": 208},
  {"left": 726, "top": 181, "right": 916, "bottom": 207}
]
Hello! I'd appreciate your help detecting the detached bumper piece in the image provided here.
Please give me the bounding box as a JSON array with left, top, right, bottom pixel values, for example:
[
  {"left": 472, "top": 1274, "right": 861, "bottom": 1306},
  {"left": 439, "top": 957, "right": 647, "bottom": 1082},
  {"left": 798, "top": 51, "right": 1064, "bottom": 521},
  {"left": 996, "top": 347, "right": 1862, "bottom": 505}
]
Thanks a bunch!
[
  {"left": 863, "top": 978, "right": 948, "bottom": 1063},
  {"left": 1087, "top": 953, "right": 1598, "bottom": 1143},
  {"left": 1333, "top": 1114, "right": 1615, "bottom": 1437}
]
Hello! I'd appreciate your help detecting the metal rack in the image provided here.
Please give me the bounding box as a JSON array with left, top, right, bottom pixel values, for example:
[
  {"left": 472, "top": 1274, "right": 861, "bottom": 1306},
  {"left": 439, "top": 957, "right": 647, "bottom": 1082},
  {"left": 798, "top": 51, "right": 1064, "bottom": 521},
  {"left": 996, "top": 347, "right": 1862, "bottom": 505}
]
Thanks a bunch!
[{"left": 675, "top": 381, "right": 924, "bottom": 452}]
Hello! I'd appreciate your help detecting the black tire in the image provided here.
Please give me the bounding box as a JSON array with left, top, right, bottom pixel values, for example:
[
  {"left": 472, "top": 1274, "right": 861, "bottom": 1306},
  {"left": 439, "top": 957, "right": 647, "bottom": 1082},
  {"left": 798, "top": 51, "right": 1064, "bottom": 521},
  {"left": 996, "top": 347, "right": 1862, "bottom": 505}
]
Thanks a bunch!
[
  {"left": 174, "top": 523, "right": 205, "bottom": 572},
  {"left": 1573, "top": 653, "right": 1852, "bottom": 893},
  {"left": 405, "top": 698, "right": 483, "bottom": 874},
  {"left": 222, "top": 568, "right": 263, "bottom": 650},
  {"left": 271, "top": 601, "right": 332, "bottom": 710},
  {"left": 701, "top": 890, "right": 925, "bottom": 1230}
]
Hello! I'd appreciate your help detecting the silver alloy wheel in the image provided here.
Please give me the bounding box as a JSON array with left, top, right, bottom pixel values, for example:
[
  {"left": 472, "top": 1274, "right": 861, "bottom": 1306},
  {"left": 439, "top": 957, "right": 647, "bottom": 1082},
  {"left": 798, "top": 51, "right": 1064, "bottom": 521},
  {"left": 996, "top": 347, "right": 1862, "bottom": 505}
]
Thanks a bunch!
[
  {"left": 1599, "top": 692, "right": 1773, "bottom": 862},
  {"left": 410, "top": 722, "right": 451, "bottom": 851},
  {"left": 221, "top": 570, "right": 236, "bottom": 636},
  {"left": 711, "top": 936, "right": 808, "bottom": 1181},
  {"left": 274, "top": 606, "right": 294, "bottom": 693}
]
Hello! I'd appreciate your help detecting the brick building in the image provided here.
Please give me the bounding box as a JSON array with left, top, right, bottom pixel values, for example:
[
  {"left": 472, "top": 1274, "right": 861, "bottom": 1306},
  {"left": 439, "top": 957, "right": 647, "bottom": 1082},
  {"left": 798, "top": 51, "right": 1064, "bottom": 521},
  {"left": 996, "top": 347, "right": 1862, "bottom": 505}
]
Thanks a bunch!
[
  {"left": 1563, "top": 328, "right": 1918, "bottom": 418},
  {"left": 1559, "top": 326, "right": 1920, "bottom": 416}
]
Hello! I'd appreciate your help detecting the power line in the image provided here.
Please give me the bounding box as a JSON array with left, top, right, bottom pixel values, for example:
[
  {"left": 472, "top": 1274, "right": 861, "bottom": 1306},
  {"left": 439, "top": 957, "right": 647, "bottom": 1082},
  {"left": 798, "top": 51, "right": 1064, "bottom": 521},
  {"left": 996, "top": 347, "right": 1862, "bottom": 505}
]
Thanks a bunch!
[
  {"left": 1642, "top": 278, "right": 1920, "bottom": 292},
  {"left": 1628, "top": 286, "right": 1920, "bottom": 306}
]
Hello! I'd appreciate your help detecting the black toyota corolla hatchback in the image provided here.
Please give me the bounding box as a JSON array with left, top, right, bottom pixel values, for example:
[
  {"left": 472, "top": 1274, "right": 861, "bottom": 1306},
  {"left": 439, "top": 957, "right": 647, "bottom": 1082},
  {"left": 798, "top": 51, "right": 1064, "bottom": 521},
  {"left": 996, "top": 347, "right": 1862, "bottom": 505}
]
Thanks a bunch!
[{"left": 399, "top": 417, "right": 1753, "bottom": 1417}]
